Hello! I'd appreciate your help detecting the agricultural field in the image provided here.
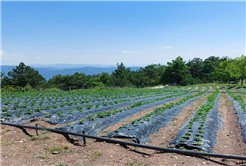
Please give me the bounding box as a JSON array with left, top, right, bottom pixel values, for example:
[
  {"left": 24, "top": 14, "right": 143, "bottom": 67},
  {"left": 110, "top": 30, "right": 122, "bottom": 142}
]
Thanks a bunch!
[{"left": 1, "top": 85, "right": 246, "bottom": 166}]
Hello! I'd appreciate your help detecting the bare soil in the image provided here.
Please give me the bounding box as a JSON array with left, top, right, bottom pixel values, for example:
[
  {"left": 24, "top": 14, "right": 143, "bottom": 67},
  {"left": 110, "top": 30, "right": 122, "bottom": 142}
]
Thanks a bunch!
[
  {"left": 212, "top": 91, "right": 246, "bottom": 165},
  {"left": 1, "top": 88, "right": 246, "bottom": 166},
  {"left": 149, "top": 93, "right": 210, "bottom": 147}
]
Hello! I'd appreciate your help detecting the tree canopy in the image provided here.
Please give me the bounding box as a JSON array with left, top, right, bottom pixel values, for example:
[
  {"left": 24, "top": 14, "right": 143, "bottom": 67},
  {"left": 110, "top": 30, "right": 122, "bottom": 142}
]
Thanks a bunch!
[
  {"left": 1, "top": 55, "right": 245, "bottom": 91},
  {"left": 162, "top": 56, "right": 192, "bottom": 86},
  {"left": 2, "top": 62, "right": 45, "bottom": 88}
]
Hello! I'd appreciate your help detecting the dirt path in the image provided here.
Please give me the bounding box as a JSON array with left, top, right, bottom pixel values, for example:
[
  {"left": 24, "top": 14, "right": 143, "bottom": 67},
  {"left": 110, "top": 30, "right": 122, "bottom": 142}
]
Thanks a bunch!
[
  {"left": 149, "top": 93, "right": 210, "bottom": 147},
  {"left": 212, "top": 91, "right": 246, "bottom": 165}
]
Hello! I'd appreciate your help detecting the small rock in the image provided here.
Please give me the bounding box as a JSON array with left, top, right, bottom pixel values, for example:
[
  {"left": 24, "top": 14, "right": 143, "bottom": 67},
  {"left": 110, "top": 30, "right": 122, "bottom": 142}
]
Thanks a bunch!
[
  {"left": 169, "top": 144, "right": 175, "bottom": 148},
  {"left": 52, "top": 151, "right": 59, "bottom": 154},
  {"left": 201, "top": 161, "right": 206, "bottom": 165},
  {"left": 227, "top": 134, "right": 230, "bottom": 136}
]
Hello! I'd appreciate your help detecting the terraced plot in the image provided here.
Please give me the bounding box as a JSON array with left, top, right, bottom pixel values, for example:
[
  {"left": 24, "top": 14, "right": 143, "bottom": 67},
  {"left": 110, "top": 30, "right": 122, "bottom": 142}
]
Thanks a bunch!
[{"left": 1, "top": 85, "right": 246, "bottom": 166}]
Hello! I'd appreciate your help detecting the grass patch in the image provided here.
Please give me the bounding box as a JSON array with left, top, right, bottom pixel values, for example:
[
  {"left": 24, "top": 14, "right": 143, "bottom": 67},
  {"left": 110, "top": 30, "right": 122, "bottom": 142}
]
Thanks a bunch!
[
  {"left": 125, "top": 160, "right": 143, "bottom": 166},
  {"left": 65, "top": 150, "right": 73, "bottom": 154},
  {"left": 41, "top": 136, "right": 51, "bottom": 140},
  {"left": 30, "top": 136, "right": 51, "bottom": 141},
  {"left": 101, "top": 129, "right": 111, "bottom": 133},
  {"left": 55, "top": 162, "right": 68, "bottom": 166},
  {"left": 48, "top": 145, "right": 70, "bottom": 154},
  {"left": 34, "top": 155, "right": 49, "bottom": 159},
  {"left": 35, "top": 141, "right": 41, "bottom": 145},
  {"left": 42, "top": 129, "right": 52, "bottom": 134},
  {"left": 1, "top": 131, "right": 6, "bottom": 135},
  {"left": 91, "top": 151, "right": 103, "bottom": 161},
  {"left": 220, "top": 93, "right": 226, "bottom": 98},
  {"left": 222, "top": 102, "right": 233, "bottom": 106},
  {"left": 1, "top": 141, "right": 15, "bottom": 146},
  {"left": 92, "top": 152, "right": 103, "bottom": 157}
]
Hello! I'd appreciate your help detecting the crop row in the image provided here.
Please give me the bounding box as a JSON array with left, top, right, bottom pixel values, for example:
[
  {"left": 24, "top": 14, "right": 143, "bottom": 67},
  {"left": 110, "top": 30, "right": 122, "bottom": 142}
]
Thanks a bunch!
[
  {"left": 1, "top": 87, "right": 185, "bottom": 112},
  {"left": 103, "top": 86, "right": 209, "bottom": 143},
  {"left": 1, "top": 87, "right": 183, "bottom": 101},
  {"left": 57, "top": 87, "right": 202, "bottom": 136},
  {"left": 87, "top": 86, "right": 202, "bottom": 120},
  {"left": 225, "top": 87, "right": 246, "bottom": 113},
  {"left": 1, "top": 87, "right": 192, "bottom": 123},
  {"left": 48, "top": 87, "right": 200, "bottom": 124},
  {"left": 169, "top": 86, "right": 220, "bottom": 153}
]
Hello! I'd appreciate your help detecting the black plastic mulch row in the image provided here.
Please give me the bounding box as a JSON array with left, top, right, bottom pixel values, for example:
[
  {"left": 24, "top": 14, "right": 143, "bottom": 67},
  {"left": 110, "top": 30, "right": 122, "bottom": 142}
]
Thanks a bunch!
[
  {"left": 169, "top": 93, "right": 222, "bottom": 153},
  {"left": 57, "top": 91, "right": 199, "bottom": 139},
  {"left": 102, "top": 89, "right": 209, "bottom": 144}
]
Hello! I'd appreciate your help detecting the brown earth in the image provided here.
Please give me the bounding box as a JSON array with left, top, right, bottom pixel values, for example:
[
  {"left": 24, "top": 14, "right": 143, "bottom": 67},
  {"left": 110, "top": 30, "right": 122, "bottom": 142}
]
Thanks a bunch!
[
  {"left": 1, "top": 87, "right": 246, "bottom": 166},
  {"left": 149, "top": 93, "right": 210, "bottom": 147},
  {"left": 212, "top": 91, "right": 246, "bottom": 165}
]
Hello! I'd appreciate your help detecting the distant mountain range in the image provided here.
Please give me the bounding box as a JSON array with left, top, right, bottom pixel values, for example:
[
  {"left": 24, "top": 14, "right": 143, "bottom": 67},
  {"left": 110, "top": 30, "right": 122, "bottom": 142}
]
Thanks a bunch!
[
  {"left": 30, "top": 63, "right": 118, "bottom": 68},
  {"left": 1, "top": 64, "right": 141, "bottom": 80}
]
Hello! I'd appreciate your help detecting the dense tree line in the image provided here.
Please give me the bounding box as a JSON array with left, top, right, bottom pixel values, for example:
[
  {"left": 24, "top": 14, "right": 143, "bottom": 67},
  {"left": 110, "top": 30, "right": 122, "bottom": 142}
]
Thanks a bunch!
[{"left": 1, "top": 55, "right": 246, "bottom": 91}]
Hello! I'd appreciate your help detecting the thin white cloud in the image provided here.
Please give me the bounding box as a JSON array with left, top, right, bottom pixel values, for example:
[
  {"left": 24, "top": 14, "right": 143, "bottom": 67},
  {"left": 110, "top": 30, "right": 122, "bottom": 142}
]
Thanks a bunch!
[
  {"left": 122, "top": 51, "right": 130, "bottom": 54},
  {"left": 35, "top": 56, "right": 42, "bottom": 59},
  {"left": 158, "top": 46, "right": 172, "bottom": 49},
  {"left": 164, "top": 46, "right": 171, "bottom": 49},
  {"left": 1, "top": 51, "right": 25, "bottom": 61},
  {"left": 0, "top": 50, "right": 9, "bottom": 57},
  {"left": 231, "top": 50, "right": 236, "bottom": 52},
  {"left": 122, "top": 51, "right": 138, "bottom": 54}
]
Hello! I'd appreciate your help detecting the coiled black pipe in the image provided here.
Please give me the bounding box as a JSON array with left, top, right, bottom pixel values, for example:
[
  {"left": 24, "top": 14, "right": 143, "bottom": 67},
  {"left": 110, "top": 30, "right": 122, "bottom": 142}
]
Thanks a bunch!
[{"left": 1, "top": 122, "right": 246, "bottom": 160}]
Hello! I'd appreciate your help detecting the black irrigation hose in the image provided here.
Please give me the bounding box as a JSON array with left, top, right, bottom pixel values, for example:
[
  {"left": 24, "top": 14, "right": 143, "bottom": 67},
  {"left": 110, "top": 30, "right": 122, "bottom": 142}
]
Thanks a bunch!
[{"left": 1, "top": 122, "right": 246, "bottom": 160}]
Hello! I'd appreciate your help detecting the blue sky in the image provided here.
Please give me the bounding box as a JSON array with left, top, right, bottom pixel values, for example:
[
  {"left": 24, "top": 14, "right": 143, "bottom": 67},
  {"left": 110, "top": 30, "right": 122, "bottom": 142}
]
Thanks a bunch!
[{"left": 1, "top": 1, "right": 245, "bottom": 66}]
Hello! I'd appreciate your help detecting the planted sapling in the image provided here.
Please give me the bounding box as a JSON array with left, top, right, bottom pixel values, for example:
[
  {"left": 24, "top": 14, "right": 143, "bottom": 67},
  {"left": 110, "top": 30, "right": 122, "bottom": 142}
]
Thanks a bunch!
[
  {"left": 86, "top": 105, "right": 93, "bottom": 109},
  {"left": 45, "top": 114, "right": 52, "bottom": 118},
  {"left": 87, "top": 115, "right": 96, "bottom": 121},
  {"left": 56, "top": 111, "right": 63, "bottom": 116}
]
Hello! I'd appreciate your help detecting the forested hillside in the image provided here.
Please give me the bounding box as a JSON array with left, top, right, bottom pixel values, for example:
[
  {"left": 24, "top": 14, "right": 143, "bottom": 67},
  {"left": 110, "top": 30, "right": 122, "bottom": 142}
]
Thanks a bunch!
[{"left": 1, "top": 55, "right": 245, "bottom": 91}]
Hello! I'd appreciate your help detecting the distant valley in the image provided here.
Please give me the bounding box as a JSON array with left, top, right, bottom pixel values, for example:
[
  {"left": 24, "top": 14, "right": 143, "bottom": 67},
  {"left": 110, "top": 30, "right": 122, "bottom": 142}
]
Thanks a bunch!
[{"left": 1, "top": 64, "right": 141, "bottom": 80}]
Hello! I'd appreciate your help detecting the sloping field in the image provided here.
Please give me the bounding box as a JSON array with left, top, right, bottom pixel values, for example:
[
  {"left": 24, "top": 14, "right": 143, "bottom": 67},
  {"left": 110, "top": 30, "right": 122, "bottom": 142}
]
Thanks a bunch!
[{"left": 1, "top": 86, "right": 246, "bottom": 166}]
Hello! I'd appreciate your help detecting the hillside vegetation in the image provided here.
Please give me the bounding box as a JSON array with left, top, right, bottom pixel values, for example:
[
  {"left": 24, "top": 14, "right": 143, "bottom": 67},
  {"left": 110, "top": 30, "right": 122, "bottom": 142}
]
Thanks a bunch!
[{"left": 1, "top": 55, "right": 245, "bottom": 91}]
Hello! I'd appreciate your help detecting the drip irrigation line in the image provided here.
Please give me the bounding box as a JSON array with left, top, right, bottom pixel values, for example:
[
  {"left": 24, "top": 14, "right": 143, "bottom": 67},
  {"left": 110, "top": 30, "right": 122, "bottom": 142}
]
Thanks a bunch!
[{"left": 1, "top": 122, "right": 246, "bottom": 160}]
